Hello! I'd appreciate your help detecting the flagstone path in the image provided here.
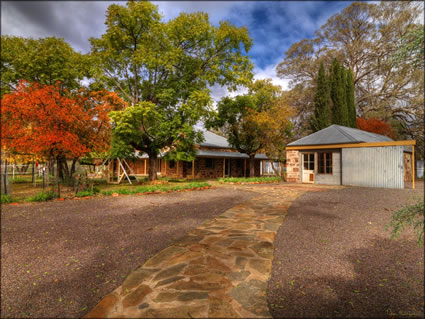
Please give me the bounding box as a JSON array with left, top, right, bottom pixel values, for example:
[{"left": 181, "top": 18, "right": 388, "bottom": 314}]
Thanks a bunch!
[{"left": 84, "top": 184, "right": 330, "bottom": 318}]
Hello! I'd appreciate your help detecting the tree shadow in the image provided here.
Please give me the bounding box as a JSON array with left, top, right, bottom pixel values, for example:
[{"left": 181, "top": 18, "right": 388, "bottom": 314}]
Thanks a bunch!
[{"left": 268, "top": 237, "right": 424, "bottom": 318}]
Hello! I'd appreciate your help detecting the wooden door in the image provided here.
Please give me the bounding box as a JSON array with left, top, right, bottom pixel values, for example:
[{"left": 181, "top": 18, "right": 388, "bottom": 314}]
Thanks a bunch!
[
  {"left": 404, "top": 152, "right": 412, "bottom": 182},
  {"left": 302, "top": 153, "right": 315, "bottom": 183}
]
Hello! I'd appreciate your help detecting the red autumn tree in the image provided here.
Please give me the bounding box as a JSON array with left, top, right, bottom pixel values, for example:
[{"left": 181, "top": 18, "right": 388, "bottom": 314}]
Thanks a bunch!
[
  {"left": 356, "top": 117, "right": 396, "bottom": 139},
  {"left": 1, "top": 81, "right": 126, "bottom": 180}
]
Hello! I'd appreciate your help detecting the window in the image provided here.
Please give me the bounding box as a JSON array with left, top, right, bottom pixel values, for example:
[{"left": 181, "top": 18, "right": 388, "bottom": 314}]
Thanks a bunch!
[
  {"left": 318, "top": 152, "right": 332, "bottom": 174},
  {"left": 303, "top": 153, "right": 314, "bottom": 170},
  {"left": 168, "top": 160, "right": 175, "bottom": 169},
  {"left": 205, "top": 158, "right": 215, "bottom": 169}
]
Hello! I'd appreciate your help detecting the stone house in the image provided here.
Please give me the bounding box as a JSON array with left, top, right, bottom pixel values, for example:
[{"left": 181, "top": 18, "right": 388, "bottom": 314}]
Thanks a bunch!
[
  {"left": 118, "top": 131, "right": 268, "bottom": 179},
  {"left": 286, "top": 125, "right": 416, "bottom": 189}
]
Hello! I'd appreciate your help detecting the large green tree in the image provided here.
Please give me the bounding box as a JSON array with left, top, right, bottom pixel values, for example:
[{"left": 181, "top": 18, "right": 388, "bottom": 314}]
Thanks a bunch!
[
  {"left": 276, "top": 1, "right": 423, "bottom": 156},
  {"left": 0, "top": 36, "right": 89, "bottom": 97},
  {"left": 90, "top": 1, "right": 253, "bottom": 180},
  {"left": 208, "top": 79, "right": 285, "bottom": 177},
  {"left": 311, "top": 62, "right": 329, "bottom": 131}
]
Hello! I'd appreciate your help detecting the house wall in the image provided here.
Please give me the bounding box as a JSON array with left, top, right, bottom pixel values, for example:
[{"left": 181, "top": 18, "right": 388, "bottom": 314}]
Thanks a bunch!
[
  {"left": 342, "top": 146, "right": 404, "bottom": 189},
  {"left": 314, "top": 150, "right": 341, "bottom": 185},
  {"left": 286, "top": 150, "right": 300, "bottom": 182},
  {"left": 126, "top": 157, "right": 260, "bottom": 179}
]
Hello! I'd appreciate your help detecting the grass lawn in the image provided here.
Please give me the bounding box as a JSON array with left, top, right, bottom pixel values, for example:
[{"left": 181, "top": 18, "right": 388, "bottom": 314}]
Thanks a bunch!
[{"left": 6, "top": 177, "right": 216, "bottom": 203}]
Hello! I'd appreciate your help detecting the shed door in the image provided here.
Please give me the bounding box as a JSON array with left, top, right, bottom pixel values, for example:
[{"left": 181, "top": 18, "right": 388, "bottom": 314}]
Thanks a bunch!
[
  {"left": 404, "top": 152, "right": 413, "bottom": 182},
  {"left": 302, "top": 153, "right": 315, "bottom": 183}
]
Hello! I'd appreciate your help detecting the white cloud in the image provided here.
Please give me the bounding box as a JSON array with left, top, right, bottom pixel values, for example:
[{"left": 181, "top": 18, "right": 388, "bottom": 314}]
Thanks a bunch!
[
  {"left": 253, "top": 61, "right": 290, "bottom": 91},
  {"left": 153, "top": 1, "right": 239, "bottom": 25}
]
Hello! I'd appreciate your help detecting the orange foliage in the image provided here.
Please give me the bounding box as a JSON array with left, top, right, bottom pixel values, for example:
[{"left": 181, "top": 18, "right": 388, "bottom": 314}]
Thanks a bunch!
[
  {"left": 1, "top": 81, "right": 126, "bottom": 159},
  {"left": 356, "top": 117, "right": 396, "bottom": 139}
]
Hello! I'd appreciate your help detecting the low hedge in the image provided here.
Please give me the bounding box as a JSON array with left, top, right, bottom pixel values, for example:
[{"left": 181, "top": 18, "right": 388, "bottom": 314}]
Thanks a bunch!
[
  {"left": 218, "top": 176, "right": 281, "bottom": 184},
  {"left": 102, "top": 182, "right": 211, "bottom": 196}
]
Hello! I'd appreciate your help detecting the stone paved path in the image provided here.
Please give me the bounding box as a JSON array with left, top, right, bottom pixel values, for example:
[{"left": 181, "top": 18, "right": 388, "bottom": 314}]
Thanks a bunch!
[{"left": 84, "top": 184, "right": 330, "bottom": 318}]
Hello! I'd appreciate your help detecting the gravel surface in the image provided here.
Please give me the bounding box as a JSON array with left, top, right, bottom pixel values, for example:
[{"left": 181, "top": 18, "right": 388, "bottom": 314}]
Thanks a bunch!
[
  {"left": 1, "top": 188, "right": 256, "bottom": 318},
  {"left": 268, "top": 183, "right": 424, "bottom": 318}
]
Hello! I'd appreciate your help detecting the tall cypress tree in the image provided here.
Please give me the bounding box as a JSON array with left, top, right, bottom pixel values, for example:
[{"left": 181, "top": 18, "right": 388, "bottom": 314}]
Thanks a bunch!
[
  {"left": 340, "top": 67, "right": 349, "bottom": 126},
  {"left": 311, "top": 62, "right": 329, "bottom": 132},
  {"left": 346, "top": 68, "right": 357, "bottom": 128},
  {"left": 330, "top": 58, "right": 348, "bottom": 126}
]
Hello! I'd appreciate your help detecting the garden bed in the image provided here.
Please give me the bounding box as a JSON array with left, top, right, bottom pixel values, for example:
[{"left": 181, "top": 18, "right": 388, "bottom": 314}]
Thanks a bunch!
[
  {"left": 218, "top": 176, "right": 281, "bottom": 184},
  {"left": 3, "top": 181, "right": 212, "bottom": 204}
]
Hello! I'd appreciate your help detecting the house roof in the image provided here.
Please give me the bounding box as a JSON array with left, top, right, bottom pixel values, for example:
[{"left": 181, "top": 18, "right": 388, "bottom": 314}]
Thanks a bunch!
[
  {"left": 199, "top": 131, "right": 231, "bottom": 148},
  {"left": 287, "top": 125, "right": 393, "bottom": 147},
  {"left": 197, "top": 149, "right": 268, "bottom": 159},
  {"left": 134, "top": 131, "right": 268, "bottom": 159}
]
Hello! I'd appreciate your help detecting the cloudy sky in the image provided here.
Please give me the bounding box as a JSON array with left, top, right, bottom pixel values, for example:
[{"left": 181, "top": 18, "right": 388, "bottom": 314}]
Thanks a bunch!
[{"left": 1, "top": 1, "right": 351, "bottom": 99}]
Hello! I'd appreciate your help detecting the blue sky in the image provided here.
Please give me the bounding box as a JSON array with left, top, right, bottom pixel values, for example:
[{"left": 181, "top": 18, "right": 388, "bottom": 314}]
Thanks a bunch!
[{"left": 1, "top": 1, "right": 352, "bottom": 98}]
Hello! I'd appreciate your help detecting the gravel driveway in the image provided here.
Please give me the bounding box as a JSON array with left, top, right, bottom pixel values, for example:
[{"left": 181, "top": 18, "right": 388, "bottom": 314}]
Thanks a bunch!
[
  {"left": 268, "top": 183, "right": 424, "bottom": 318},
  {"left": 1, "top": 188, "right": 256, "bottom": 318}
]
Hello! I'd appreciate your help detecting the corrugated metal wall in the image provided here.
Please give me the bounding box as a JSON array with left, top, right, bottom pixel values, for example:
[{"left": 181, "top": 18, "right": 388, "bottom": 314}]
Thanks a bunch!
[{"left": 342, "top": 146, "right": 404, "bottom": 189}]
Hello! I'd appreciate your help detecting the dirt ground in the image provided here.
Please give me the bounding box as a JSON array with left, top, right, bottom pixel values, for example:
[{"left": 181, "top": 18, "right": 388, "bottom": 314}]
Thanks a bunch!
[
  {"left": 268, "top": 182, "right": 424, "bottom": 318},
  {"left": 1, "top": 187, "right": 256, "bottom": 318}
]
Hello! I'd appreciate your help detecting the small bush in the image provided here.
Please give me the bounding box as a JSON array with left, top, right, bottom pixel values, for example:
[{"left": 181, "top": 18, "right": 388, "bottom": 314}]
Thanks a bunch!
[
  {"left": 218, "top": 176, "right": 281, "bottom": 183},
  {"left": 27, "top": 191, "right": 58, "bottom": 202},
  {"left": 387, "top": 197, "right": 424, "bottom": 246},
  {"left": 1, "top": 194, "right": 12, "bottom": 204},
  {"left": 75, "top": 190, "right": 93, "bottom": 197}
]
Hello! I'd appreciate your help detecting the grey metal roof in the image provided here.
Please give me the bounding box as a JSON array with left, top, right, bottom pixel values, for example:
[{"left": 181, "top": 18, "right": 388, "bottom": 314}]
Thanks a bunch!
[
  {"left": 197, "top": 149, "right": 268, "bottom": 159},
  {"left": 288, "top": 125, "right": 393, "bottom": 147},
  {"left": 199, "top": 131, "right": 231, "bottom": 148},
  {"left": 134, "top": 148, "right": 268, "bottom": 160},
  {"left": 133, "top": 131, "right": 269, "bottom": 159}
]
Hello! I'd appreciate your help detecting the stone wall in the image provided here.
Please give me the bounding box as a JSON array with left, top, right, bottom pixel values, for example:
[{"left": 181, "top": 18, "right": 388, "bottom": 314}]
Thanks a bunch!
[
  {"left": 286, "top": 150, "right": 300, "bottom": 183},
  {"left": 124, "top": 157, "right": 262, "bottom": 179}
]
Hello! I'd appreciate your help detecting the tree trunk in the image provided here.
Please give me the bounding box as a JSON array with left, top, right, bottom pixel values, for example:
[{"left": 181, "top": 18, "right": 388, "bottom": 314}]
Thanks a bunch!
[
  {"left": 249, "top": 157, "right": 255, "bottom": 177},
  {"left": 57, "top": 157, "right": 64, "bottom": 180},
  {"left": 148, "top": 153, "right": 158, "bottom": 181},
  {"left": 70, "top": 158, "right": 78, "bottom": 177},
  {"left": 2, "top": 159, "right": 10, "bottom": 195},
  {"left": 32, "top": 160, "right": 35, "bottom": 183}
]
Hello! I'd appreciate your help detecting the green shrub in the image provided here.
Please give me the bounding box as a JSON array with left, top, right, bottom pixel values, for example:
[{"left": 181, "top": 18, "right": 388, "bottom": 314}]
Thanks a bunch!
[
  {"left": 387, "top": 197, "right": 424, "bottom": 246},
  {"left": 218, "top": 176, "right": 281, "bottom": 183},
  {"left": 1, "top": 194, "right": 12, "bottom": 204},
  {"left": 27, "top": 191, "right": 58, "bottom": 202},
  {"left": 75, "top": 190, "right": 94, "bottom": 197},
  {"left": 101, "top": 182, "right": 211, "bottom": 196}
]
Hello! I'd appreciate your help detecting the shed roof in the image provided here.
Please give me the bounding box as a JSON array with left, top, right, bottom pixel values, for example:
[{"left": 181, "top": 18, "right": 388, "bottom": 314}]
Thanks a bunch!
[{"left": 288, "top": 125, "right": 393, "bottom": 147}]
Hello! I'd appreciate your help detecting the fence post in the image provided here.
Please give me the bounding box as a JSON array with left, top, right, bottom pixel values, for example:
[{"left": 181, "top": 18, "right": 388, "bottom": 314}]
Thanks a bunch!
[
  {"left": 42, "top": 168, "right": 45, "bottom": 190},
  {"left": 32, "top": 160, "right": 35, "bottom": 185}
]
